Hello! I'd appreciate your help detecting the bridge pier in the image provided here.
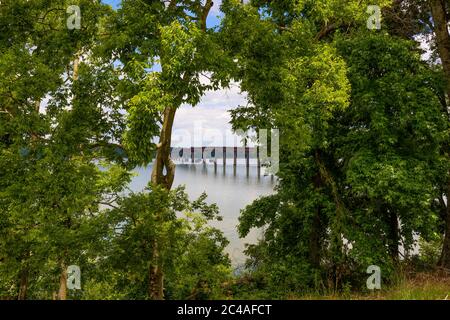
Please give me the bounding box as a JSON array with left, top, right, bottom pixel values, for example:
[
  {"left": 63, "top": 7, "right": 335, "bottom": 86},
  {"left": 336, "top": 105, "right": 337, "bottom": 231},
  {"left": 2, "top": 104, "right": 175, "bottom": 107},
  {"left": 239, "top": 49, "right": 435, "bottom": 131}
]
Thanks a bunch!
[
  {"left": 257, "top": 145, "right": 261, "bottom": 177},
  {"left": 245, "top": 146, "right": 250, "bottom": 176},
  {"left": 173, "top": 147, "right": 267, "bottom": 178},
  {"left": 223, "top": 147, "right": 226, "bottom": 166}
]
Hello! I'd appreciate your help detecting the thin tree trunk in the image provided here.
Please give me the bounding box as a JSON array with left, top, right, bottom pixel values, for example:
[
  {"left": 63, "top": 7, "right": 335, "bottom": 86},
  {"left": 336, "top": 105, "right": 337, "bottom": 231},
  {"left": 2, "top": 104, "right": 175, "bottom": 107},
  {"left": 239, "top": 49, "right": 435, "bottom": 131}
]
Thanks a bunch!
[
  {"left": 17, "top": 267, "right": 29, "bottom": 300},
  {"left": 430, "top": 0, "right": 450, "bottom": 102},
  {"left": 151, "top": 106, "right": 177, "bottom": 190},
  {"left": 55, "top": 56, "right": 79, "bottom": 300},
  {"left": 315, "top": 150, "right": 345, "bottom": 252},
  {"left": 440, "top": 181, "right": 450, "bottom": 267},
  {"left": 310, "top": 172, "right": 323, "bottom": 269},
  {"left": 57, "top": 260, "right": 67, "bottom": 300},
  {"left": 429, "top": 0, "right": 450, "bottom": 268},
  {"left": 148, "top": 241, "right": 164, "bottom": 300},
  {"left": 388, "top": 211, "right": 399, "bottom": 262},
  {"left": 314, "top": 150, "right": 347, "bottom": 288},
  {"left": 309, "top": 207, "right": 322, "bottom": 268},
  {"left": 147, "top": 106, "right": 177, "bottom": 300},
  {"left": 146, "top": 0, "right": 213, "bottom": 299}
]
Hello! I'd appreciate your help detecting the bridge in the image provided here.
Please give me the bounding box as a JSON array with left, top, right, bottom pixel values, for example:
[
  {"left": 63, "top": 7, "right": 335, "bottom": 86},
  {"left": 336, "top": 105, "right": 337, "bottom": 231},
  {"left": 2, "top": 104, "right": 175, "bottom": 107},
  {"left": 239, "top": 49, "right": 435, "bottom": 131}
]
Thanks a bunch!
[{"left": 170, "top": 146, "right": 273, "bottom": 176}]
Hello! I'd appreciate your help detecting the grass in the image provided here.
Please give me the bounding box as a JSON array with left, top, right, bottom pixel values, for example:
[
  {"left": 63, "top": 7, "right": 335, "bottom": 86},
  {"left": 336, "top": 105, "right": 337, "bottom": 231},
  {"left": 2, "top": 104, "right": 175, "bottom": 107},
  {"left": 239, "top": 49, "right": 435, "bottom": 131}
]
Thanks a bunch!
[{"left": 295, "top": 272, "right": 450, "bottom": 300}]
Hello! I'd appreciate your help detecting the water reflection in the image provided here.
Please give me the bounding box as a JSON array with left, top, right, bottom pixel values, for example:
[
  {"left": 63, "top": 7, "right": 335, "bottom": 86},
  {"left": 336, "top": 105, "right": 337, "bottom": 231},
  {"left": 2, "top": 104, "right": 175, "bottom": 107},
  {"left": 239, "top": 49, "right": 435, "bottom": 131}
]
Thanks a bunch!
[{"left": 129, "top": 163, "right": 276, "bottom": 266}]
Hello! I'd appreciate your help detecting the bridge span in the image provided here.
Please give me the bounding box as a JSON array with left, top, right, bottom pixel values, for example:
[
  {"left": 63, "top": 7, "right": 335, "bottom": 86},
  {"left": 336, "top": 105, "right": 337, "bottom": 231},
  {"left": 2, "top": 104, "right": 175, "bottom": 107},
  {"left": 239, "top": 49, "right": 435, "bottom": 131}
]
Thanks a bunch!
[{"left": 170, "top": 146, "right": 273, "bottom": 176}]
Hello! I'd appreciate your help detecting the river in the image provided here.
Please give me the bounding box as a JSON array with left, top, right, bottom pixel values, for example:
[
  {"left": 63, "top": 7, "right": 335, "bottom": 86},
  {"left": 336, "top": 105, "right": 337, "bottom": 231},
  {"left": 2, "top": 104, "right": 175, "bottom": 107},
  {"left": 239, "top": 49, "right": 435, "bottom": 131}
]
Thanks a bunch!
[{"left": 129, "top": 162, "right": 276, "bottom": 266}]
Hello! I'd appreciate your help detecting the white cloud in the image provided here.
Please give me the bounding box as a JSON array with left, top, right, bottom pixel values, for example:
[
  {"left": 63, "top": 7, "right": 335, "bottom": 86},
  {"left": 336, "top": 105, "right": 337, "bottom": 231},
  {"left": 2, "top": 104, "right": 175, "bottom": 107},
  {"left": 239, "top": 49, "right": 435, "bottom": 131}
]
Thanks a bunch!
[
  {"left": 209, "top": 0, "right": 250, "bottom": 15},
  {"left": 210, "top": 0, "right": 223, "bottom": 15},
  {"left": 172, "top": 82, "right": 249, "bottom": 147},
  {"left": 415, "top": 34, "right": 434, "bottom": 62}
]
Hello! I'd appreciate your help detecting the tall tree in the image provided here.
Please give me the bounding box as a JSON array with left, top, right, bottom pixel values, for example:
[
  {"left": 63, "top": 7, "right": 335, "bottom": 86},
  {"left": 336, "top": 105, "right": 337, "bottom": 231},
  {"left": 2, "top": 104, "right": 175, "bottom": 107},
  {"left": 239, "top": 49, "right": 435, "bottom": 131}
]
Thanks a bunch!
[
  {"left": 91, "top": 186, "right": 231, "bottom": 300},
  {"left": 104, "top": 0, "right": 231, "bottom": 299},
  {"left": 428, "top": 0, "right": 450, "bottom": 268},
  {"left": 0, "top": 0, "right": 129, "bottom": 299},
  {"left": 384, "top": 0, "right": 450, "bottom": 269},
  {"left": 221, "top": 0, "right": 445, "bottom": 293}
]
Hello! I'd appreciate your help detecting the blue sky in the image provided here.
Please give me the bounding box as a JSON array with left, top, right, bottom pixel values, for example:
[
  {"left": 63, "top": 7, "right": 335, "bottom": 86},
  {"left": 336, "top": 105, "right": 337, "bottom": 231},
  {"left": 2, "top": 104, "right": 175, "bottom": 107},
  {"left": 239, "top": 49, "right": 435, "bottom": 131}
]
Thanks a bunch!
[
  {"left": 102, "top": 0, "right": 120, "bottom": 9},
  {"left": 100, "top": 0, "right": 247, "bottom": 147},
  {"left": 102, "top": 0, "right": 223, "bottom": 29}
]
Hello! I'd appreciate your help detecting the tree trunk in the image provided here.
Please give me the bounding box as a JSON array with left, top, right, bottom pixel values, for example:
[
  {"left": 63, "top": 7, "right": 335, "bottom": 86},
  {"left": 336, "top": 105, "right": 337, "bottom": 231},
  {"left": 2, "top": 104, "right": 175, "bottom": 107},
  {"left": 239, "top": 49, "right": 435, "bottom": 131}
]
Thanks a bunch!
[
  {"left": 314, "top": 150, "right": 345, "bottom": 252},
  {"left": 309, "top": 207, "right": 322, "bottom": 268},
  {"left": 148, "top": 241, "right": 164, "bottom": 300},
  {"left": 146, "top": 0, "right": 213, "bottom": 299},
  {"left": 147, "top": 106, "right": 177, "bottom": 300},
  {"left": 151, "top": 106, "right": 177, "bottom": 190},
  {"left": 310, "top": 172, "right": 323, "bottom": 269},
  {"left": 440, "top": 182, "right": 450, "bottom": 267},
  {"left": 17, "top": 267, "right": 29, "bottom": 300},
  {"left": 429, "top": 0, "right": 450, "bottom": 268},
  {"left": 430, "top": 0, "right": 450, "bottom": 101},
  {"left": 57, "top": 260, "right": 67, "bottom": 300},
  {"left": 54, "top": 56, "right": 79, "bottom": 300},
  {"left": 388, "top": 211, "right": 399, "bottom": 262}
]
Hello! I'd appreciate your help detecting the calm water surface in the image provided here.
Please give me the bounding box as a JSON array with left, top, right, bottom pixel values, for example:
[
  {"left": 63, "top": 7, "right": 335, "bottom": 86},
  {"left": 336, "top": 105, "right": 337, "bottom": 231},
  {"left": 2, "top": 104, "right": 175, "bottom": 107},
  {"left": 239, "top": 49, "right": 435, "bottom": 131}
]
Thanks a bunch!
[{"left": 129, "top": 163, "right": 276, "bottom": 265}]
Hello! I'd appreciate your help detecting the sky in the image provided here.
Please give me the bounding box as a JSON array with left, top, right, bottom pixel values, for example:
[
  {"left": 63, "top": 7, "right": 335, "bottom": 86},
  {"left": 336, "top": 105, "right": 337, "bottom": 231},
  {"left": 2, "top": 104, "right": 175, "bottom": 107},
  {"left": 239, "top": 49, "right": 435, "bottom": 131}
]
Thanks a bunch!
[{"left": 101, "top": 0, "right": 247, "bottom": 147}]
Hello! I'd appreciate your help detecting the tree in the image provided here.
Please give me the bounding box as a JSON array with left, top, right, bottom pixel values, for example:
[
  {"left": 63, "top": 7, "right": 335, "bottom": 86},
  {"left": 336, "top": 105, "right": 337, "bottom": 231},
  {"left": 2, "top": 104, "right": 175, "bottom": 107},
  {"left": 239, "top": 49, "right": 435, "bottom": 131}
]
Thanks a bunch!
[
  {"left": 427, "top": 0, "right": 450, "bottom": 268},
  {"left": 334, "top": 32, "right": 446, "bottom": 271},
  {"left": 221, "top": 0, "right": 446, "bottom": 294},
  {"left": 104, "top": 0, "right": 232, "bottom": 299},
  {"left": 88, "top": 186, "right": 231, "bottom": 300},
  {"left": 0, "top": 0, "right": 130, "bottom": 299},
  {"left": 383, "top": 0, "right": 450, "bottom": 269}
]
